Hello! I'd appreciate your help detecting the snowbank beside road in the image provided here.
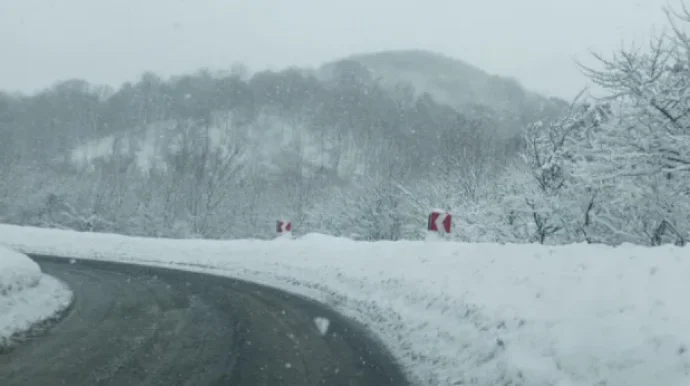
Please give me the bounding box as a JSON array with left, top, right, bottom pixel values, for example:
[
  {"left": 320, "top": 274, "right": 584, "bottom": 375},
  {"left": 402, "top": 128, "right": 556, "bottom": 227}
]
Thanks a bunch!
[
  {"left": 0, "top": 224, "right": 687, "bottom": 386},
  {"left": 0, "top": 245, "right": 41, "bottom": 295},
  {"left": 0, "top": 245, "right": 72, "bottom": 349}
]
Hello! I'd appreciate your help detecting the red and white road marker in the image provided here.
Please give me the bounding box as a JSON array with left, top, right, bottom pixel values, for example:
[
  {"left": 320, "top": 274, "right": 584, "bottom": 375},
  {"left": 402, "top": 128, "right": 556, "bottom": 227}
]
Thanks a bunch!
[
  {"left": 427, "top": 211, "right": 451, "bottom": 239},
  {"left": 276, "top": 220, "right": 292, "bottom": 235}
]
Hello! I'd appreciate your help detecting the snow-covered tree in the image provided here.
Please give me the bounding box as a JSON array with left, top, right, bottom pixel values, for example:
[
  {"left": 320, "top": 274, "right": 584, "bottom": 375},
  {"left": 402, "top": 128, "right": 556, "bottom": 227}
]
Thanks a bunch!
[
  {"left": 518, "top": 99, "right": 605, "bottom": 243},
  {"left": 575, "top": 7, "right": 690, "bottom": 245}
]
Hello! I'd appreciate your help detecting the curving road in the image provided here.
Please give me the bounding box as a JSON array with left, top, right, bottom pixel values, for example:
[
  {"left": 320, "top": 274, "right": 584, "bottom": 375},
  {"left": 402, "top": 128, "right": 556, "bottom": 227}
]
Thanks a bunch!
[{"left": 0, "top": 256, "right": 410, "bottom": 386}]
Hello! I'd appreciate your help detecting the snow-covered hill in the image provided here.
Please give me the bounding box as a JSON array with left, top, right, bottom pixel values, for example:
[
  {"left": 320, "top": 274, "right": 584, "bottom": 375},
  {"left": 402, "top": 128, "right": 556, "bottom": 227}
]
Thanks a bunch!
[
  {"left": 0, "top": 224, "right": 686, "bottom": 386},
  {"left": 321, "top": 50, "right": 567, "bottom": 123},
  {"left": 66, "top": 50, "right": 553, "bottom": 176}
]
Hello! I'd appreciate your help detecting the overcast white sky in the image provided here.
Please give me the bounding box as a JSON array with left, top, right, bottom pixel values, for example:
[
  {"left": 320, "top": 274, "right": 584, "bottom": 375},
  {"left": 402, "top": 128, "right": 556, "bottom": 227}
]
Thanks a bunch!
[{"left": 0, "top": 0, "right": 672, "bottom": 99}]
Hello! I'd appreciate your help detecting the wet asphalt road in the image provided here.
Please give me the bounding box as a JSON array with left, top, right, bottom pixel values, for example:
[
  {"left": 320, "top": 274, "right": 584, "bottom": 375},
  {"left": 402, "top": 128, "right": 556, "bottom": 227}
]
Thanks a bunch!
[{"left": 0, "top": 256, "right": 410, "bottom": 386}]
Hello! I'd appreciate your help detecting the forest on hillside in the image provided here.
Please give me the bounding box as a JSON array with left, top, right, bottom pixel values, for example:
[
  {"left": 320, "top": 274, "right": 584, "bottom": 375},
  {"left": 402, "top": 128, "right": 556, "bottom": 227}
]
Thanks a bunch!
[{"left": 1, "top": 11, "right": 689, "bottom": 246}]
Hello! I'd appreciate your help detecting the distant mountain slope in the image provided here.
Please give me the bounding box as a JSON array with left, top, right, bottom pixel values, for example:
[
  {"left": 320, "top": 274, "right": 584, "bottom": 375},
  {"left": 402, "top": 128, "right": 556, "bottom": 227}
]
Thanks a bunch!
[
  {"left": 320, "top": 50, "right": 567, "bottom": 126},
  {"left": 19, "top": 50, "right": 555, "bottom": 182}
]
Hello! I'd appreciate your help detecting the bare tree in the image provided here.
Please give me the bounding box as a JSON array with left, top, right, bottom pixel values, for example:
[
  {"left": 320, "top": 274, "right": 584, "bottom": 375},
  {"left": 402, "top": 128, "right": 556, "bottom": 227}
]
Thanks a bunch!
[{"left": 161, "top": 119, "right": 247, "bottom": 237}]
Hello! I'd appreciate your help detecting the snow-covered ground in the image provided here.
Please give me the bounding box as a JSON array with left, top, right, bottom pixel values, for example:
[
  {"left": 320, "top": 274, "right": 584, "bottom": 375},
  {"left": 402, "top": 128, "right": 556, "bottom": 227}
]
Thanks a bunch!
[
  {"left": 0, "top": 223, "right": 686, "bottom": 386},
  {"left": 0, "top": 244, "right": 72, "bottom": 349}
]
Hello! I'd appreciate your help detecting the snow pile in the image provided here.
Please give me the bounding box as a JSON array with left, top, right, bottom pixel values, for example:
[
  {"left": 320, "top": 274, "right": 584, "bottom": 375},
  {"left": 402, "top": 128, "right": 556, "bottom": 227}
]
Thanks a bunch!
[
  {"left": 0, "top": 245, "right": 41, "bottom": 295},
  {"left": 0, "top": 244, "right": 72, "bottom": 349},
  {"left": 0, "top": 224, "right": 687, "bottom": 386}
]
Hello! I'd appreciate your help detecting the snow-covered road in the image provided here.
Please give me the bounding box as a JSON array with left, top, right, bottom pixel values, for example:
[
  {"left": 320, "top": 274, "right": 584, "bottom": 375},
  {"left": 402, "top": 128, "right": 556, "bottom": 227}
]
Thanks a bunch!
[
  {"left": 0, "top": 244, "right": 72, "bottom": 350},
  {"left": 3, "top": 256, "right": 407, "bottom": 386},
  {"left": 0, "top": 224, "right": 687, "bottom": 386}
]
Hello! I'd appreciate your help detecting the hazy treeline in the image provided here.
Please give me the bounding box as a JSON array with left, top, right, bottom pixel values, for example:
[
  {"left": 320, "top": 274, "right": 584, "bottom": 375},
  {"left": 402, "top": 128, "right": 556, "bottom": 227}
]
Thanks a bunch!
[
  {"left": 0, "top": 58, "right": 525, "bottom": 239},
  {"left": 2, "top": 9, "right": 689, "bottom": 246}
]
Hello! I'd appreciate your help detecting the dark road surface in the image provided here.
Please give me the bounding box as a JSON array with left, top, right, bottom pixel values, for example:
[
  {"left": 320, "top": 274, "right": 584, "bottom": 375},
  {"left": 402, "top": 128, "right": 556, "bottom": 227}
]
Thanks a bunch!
[{"left": 0, "top": 256, "right": 410, "bottom": 386}]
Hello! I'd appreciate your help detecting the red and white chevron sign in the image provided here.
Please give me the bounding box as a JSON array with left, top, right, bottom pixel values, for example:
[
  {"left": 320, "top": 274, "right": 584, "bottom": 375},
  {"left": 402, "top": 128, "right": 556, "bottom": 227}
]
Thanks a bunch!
[
  {"left": 428, "top": 211, "right": 452, "bottom": 233},
  {"left": 276, "top": 220, "right": 292, "bottom": 234}
]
